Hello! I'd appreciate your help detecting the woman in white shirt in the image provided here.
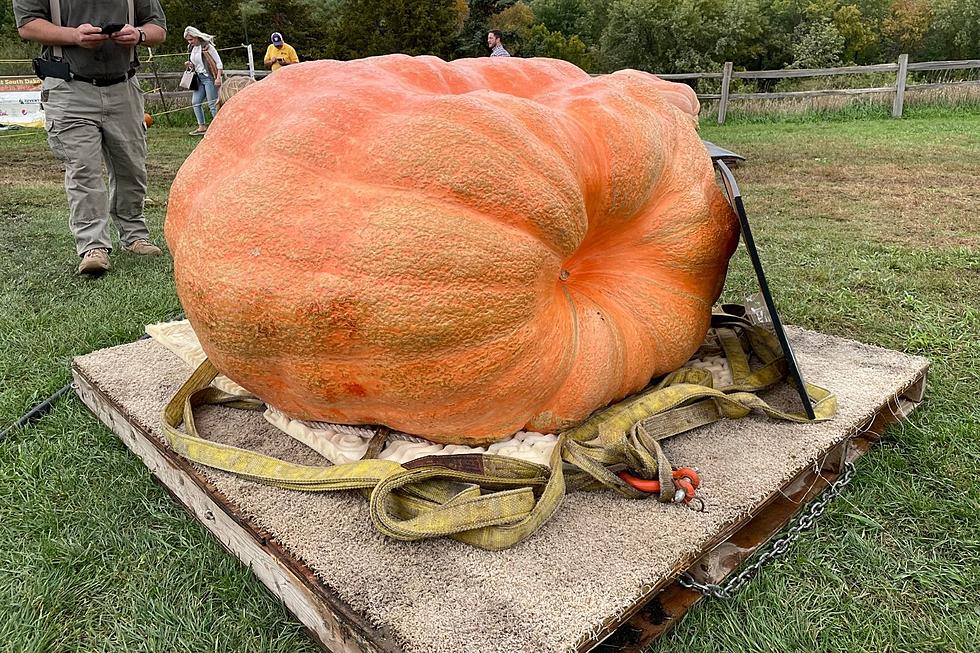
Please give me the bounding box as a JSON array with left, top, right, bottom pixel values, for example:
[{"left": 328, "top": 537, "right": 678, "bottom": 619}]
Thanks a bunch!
[{"left": 183, "top": 26, "right": 223, "bottom": 136}]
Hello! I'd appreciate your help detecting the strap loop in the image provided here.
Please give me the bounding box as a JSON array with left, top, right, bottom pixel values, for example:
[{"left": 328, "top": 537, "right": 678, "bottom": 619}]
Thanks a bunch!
[{"left": 160, "top": 314, "right": 837, "bottom": 550}]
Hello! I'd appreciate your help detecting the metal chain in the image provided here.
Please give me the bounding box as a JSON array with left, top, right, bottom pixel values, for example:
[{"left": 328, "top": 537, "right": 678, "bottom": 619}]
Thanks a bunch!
[{"left": 679, "top": 461, "right": 856, "bottom": 599}]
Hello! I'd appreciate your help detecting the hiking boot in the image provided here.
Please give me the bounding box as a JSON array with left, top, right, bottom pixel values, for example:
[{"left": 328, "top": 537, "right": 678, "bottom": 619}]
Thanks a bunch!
[
  {"left": 78, "top": 248, "right": 110, "bottom": 276},
  {"left": 124, "top": 239, "right": 163, "bottom": 256}
]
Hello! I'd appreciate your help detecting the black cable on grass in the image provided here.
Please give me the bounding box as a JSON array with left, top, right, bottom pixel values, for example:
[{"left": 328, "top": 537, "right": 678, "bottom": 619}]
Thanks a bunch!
[
  {"left": 0, "top": 384, "right": 73, "bottom": 440},
  {"left": 0, "top": 313, "right": 185, "bottom": 443}
]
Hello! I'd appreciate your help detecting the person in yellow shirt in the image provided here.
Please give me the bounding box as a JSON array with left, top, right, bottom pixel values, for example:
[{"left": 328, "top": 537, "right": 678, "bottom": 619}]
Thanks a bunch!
[{"left": 263, "top": 32, "right": 298, "bottom": 71}]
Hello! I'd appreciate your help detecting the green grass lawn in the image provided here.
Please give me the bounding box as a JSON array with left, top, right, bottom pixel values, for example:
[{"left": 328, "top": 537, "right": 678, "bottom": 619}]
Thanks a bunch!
[{"left": 1, "top": 110, "right": 978, "bottom": 652}]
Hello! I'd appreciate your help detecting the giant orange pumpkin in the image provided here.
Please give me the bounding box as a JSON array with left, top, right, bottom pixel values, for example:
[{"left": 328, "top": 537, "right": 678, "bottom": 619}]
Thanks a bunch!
[{"left": 166, "top": 55, "right": 739, "bottom": 445}]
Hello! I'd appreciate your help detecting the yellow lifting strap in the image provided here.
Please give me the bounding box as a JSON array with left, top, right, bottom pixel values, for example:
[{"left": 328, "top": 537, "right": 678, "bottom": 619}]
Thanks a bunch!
[{"left": 160, "top": 313, "right": 837, "bottom": 551}]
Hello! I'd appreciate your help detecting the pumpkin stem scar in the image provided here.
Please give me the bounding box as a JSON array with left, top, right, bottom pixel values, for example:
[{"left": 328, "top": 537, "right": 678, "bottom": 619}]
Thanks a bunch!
[{"left": 559, "top": 269, "right": 570, "bottom": 281}]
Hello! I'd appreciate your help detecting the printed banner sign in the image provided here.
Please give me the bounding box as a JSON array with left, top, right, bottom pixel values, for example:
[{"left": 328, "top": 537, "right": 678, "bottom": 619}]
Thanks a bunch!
[{"left": 0, "top": 76, "right": 43, "bottom": 128}]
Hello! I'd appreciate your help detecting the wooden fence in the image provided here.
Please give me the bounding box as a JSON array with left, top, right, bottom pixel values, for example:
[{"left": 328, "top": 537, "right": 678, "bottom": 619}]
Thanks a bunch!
[
  {"left": 141, "top": 57, "right": 980, "bottom": 124},
  {"left": 655, "top": 55, "right": 980, "bottom": 123},
  {"left": 142, "top": 69, "right": 269, "bottom": 97}
]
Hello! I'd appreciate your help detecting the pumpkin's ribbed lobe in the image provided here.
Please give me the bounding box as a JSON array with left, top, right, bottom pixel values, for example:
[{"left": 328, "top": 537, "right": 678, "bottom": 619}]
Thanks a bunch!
[{"left": 167, "top": 55, "right": 738, "bottom": 444}]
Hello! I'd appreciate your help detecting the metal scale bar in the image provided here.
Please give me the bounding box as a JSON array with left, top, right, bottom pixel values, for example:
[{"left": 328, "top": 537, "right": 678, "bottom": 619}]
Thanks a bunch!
[{"left": 703, "top": 141, "right": 817, "bottom": 420}]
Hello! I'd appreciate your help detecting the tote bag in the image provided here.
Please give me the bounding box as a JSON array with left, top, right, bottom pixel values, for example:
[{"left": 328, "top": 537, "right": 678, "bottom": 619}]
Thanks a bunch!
[{"left": 179, "top": 70, "right": 200, "bottom": 91}]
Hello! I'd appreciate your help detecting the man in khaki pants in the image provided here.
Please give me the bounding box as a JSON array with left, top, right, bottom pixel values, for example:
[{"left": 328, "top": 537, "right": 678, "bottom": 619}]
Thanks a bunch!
[{"left": 14, "top": 0, "right": 167, "bottom": 276}]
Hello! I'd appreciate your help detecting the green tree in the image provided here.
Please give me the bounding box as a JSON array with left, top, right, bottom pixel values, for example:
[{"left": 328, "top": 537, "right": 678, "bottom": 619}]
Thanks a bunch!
[
  {"left": 713, "top": 0, "right": 770, "bottom": 68},
  {"left": 881, "top": 0, "right": 932, "bottom": 58},
  {"left": 754, "top": 0, "right": 806, "bottom": 69},
  {"left": 522, "top": 23, "right": 595, "bottom": 69},
  {"left": 488, "top": 0, "right": 537, "bottom": 43},
  {"left": 324, "top": 0, "right": 468, "bottom": 59},
  {"left": 238, "top": 0, "right": 266, "bottom": 44},
  {"left": 528, "top": 0, "right": 582, "bottom": 35},
  {"left": 926, "top": 0, "right": 980, "bottom": 60},
  {"left": 757, "top": 0, "right": 877, "bottom": 67},
  {"left": 528, "top": 0, "right": 602, "bottom": 41},
  {"left": 599, "top": 0, "right": 766, "bottom": 73},
  {"left": 791, "top": 16, "right": 845, "bottom": 67},
  {"left": 833, "top": 4, "right": 877, "bottom": 63}
]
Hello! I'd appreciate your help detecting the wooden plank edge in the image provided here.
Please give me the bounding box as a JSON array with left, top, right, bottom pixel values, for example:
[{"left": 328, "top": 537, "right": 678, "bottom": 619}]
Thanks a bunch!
[
  {"left": 582, "top": 365, "right": 929, "bottom": 652},
  {"left": 71, "top": 364, "right": 402, "bottom": 653}
]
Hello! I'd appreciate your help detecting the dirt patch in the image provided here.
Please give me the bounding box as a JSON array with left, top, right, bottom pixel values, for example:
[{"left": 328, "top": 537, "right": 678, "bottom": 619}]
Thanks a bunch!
[
  {"left": 0, "top": 137, "right": 182, "bottom": 205},
  {"left": 0, "top": 139, "right": 63, "bottom": 186},
  {"left": 736, "top": 156, "right": 980, "bottom": 249}
]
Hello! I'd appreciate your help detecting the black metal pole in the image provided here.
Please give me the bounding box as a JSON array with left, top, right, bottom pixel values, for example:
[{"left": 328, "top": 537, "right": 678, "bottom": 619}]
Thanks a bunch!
[
  {"left": 0, "top": 383, "right": 72, "bottom": 442},
  {"left": 1, "top": 313, "right": 185, "bottom": 443}
]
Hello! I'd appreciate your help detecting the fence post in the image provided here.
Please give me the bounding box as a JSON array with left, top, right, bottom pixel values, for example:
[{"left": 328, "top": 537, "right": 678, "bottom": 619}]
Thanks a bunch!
[
  {"left": 892, "top": 53, "right": 909, "bottom": 118},
  {"left": 147, "top": 49, "right": 172, "bottom": 125},
  {"left": 246, "top": 44, "right": 256, "bottom": 80},
  {"left": 718, "top": 61, "right": 734, "bottom": 125}
]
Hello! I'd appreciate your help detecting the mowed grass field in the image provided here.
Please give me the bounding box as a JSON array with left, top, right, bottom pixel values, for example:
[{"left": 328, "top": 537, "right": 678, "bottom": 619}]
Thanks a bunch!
[{"left": 1, "top": 109, "right": 978, "bottom": 652}]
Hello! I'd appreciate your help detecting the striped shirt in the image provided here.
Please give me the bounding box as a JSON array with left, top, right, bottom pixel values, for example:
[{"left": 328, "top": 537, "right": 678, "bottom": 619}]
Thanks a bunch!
[{"left": 490, "top": 44, "right": 510, "bottom": 57}]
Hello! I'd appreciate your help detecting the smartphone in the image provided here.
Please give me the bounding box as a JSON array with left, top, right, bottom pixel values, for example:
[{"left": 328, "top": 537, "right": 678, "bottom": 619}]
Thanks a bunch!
[{"left": 101, "top": 23, "right": 126, "bottom": 34}]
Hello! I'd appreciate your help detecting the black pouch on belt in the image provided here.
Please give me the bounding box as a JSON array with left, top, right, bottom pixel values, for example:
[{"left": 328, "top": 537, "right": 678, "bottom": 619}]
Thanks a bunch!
[{"left": 32, "top": 57, "right": 72, "bottom": 81}]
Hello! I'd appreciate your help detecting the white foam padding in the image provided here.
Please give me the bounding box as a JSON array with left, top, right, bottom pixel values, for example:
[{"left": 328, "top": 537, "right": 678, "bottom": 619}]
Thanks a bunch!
[
  {"left": 144, "top": 321, "right": 250, "bottom": 396},
  {"left": 145, "top": 319, "right": 731, "bottom": 467}
]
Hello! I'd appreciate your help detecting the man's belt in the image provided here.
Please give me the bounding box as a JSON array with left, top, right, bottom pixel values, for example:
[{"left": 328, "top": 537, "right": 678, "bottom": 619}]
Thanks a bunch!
[{"left": 71, "top": 69, "right": 137, "bottom": 87}]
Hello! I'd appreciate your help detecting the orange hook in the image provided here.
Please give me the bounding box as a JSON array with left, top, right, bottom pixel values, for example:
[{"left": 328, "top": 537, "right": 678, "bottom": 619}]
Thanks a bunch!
[{"left": 617, "top": 467, "right": 701, "bottom": 503}]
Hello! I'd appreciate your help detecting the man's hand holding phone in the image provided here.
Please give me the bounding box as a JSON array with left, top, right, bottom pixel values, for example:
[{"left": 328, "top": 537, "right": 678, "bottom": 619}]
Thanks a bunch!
[
  {"left": 73, "top": 23, "right": 109, "bottom": 49},
  {"left": 108, "top": 24, "right": 141, "bottom": 47}
]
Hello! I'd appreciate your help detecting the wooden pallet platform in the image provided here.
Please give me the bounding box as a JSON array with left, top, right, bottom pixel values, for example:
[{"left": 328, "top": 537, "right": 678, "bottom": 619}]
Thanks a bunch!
[
  {"left": 601, "top": 371, "right": 926, "bottom": 652},
  {"left": 71, "top": 332, "right": 927, "bottom": 653}
]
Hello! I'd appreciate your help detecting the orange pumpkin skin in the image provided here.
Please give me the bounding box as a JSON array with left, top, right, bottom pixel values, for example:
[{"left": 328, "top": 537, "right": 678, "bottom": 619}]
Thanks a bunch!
[{"left": 166, "top": 55, "right": 739, "bottom": 445}]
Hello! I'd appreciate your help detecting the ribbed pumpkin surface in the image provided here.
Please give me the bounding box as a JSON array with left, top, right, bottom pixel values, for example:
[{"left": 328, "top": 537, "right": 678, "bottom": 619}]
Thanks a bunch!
[{"left": 166, "top": 55, "right": 739, "bottom": 445}]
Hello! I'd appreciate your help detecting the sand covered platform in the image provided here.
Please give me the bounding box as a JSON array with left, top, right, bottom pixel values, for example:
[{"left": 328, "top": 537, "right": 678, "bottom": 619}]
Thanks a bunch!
[{"left": 72, "top": 328, "right": 927, "bottom": 653}]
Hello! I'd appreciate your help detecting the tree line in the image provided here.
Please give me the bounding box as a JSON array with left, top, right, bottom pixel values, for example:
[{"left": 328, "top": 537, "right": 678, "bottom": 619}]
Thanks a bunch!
[{"left": 3, "top": 0, "right": 979, "bottom": 73}]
